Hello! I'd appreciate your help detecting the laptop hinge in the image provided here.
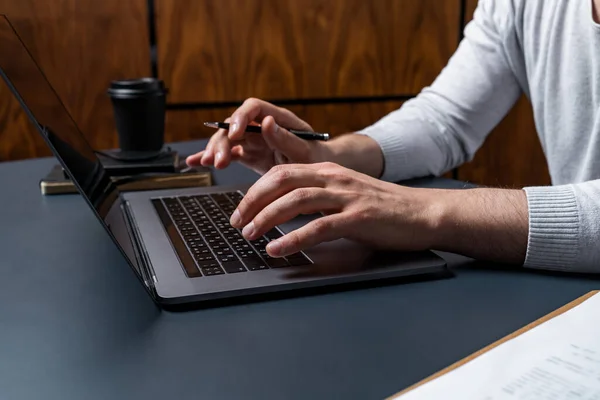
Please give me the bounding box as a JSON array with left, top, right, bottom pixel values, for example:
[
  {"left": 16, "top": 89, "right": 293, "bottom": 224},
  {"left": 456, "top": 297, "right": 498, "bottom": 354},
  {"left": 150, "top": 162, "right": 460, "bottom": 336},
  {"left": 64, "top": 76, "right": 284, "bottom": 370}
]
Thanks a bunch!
[{"left": 120, "top": 199, "right": 158, "bottom": 292}]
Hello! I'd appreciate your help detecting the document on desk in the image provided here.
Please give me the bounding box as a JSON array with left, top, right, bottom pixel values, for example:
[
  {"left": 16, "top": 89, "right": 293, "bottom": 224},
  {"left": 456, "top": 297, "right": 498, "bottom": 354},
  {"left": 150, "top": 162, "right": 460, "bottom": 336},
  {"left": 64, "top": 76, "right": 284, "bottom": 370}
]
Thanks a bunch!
[{"left": 393, "top": 292, "right": 600, "bottom": 400}]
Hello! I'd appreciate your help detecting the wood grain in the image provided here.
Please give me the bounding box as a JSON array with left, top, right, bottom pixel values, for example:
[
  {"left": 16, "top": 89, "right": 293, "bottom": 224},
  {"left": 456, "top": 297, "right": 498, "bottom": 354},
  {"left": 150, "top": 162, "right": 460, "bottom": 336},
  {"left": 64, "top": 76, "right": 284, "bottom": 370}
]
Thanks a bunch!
[
  {"left": 455, "top": 0, "right": 551, "bottom": 187},
  {"left": 156, "top": 0, "right": 461, "bottom": 103},
  {"left": 0, "top": 0, "right": 151, "bottom": 161},
  {"left": 164, "top": 101, "right": 405, "bottom": 146},
  {"left": 465, "top": 0, "right": 478, "bottom": 21}
]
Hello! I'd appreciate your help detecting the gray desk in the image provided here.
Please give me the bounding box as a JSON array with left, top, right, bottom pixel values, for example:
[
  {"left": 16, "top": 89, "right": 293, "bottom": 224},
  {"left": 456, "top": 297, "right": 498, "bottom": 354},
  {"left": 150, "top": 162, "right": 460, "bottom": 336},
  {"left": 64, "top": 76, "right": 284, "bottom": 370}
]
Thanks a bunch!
[{"left": 0, "top": 140, "right": 598, "bottom": 400}]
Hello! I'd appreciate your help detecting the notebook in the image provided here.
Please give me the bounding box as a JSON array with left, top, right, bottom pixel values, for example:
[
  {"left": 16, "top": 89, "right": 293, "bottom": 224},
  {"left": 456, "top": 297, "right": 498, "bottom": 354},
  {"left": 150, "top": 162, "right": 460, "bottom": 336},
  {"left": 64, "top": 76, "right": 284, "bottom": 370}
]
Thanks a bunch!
[
  {"left": 391, "top": 290, "right": 600, "bottom": 399},
  {"left": 40, "top": 164, "right": 212, "bottom": 195}
]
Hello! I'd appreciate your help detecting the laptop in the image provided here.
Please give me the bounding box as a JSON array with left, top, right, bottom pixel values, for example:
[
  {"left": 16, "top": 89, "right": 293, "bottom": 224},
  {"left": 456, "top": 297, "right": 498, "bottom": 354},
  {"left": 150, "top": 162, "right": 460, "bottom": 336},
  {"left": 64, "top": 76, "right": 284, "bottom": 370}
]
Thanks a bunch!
[{"left": 0, "top": 16, "right": 448, "bottom": 307}]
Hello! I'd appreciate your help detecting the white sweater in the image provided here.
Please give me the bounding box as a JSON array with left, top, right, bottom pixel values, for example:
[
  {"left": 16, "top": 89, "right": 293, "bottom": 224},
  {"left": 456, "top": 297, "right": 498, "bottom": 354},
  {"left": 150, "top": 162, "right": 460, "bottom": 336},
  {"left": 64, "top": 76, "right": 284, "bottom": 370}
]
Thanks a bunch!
[{"left": 359, "top": 0, "right": 600, "bottom": 273}]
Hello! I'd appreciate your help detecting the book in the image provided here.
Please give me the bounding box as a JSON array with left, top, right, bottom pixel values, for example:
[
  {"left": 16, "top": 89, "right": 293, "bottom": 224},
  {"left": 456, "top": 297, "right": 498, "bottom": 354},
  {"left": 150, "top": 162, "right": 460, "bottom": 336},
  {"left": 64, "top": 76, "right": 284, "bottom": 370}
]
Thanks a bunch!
[
  {"left": 40, "top": 164, "right": 212, "bottom": 195},
  {"left": 95, "top": 149, "right": 180, "bottom": 175}
]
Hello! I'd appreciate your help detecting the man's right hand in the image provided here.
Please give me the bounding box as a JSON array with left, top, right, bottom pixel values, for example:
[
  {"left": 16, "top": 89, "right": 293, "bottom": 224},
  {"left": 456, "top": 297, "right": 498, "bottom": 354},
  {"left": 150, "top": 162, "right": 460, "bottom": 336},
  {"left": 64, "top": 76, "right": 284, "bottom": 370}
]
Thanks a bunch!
[{"left": 186, "top": 98, "right": 331, "bottom": 175}]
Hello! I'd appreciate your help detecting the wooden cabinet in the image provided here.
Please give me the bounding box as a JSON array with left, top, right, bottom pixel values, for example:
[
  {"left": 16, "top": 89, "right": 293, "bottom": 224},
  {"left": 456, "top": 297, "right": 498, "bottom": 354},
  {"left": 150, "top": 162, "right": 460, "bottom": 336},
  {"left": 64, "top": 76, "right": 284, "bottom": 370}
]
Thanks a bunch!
[
  {"left": 155, "top": 0, "right": 458, "bottom": 149},
  {"left": 155, "top": 0, "right": 460, "bottom": 102}
]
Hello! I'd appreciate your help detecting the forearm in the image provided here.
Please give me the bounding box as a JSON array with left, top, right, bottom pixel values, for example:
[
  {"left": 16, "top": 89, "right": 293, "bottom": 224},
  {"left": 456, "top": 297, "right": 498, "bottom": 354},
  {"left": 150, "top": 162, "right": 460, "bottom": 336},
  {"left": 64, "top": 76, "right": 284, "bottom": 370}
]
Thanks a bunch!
[{"left": 428, "top": 188, "right": 529, "bottom": 264}]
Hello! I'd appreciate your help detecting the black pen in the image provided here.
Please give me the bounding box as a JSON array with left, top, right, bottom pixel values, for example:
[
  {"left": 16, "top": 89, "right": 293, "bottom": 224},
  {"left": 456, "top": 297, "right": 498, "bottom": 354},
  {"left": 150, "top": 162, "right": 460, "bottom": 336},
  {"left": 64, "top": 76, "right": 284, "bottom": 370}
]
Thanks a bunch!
[{"left": 204, "top": 122, "right": 330, "bottom": 141}]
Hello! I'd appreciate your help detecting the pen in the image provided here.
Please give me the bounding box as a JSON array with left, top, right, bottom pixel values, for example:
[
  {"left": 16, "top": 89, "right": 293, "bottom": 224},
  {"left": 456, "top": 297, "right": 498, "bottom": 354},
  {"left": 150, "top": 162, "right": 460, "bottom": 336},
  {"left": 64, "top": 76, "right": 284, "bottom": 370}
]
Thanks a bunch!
[{"left": 204, "top": 122, "right": 330, "bottom": 141}]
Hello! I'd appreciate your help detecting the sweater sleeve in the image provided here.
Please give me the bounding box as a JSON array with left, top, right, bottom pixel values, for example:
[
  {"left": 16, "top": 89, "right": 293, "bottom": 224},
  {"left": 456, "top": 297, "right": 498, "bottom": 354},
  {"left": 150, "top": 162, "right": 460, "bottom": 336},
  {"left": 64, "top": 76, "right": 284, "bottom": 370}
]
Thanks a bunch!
[
  {"left": 523, "top": 180, "right": 600, "bottom": 273},
  {"left": 357, "top": 0, "right": 522, "bottom": 182}
]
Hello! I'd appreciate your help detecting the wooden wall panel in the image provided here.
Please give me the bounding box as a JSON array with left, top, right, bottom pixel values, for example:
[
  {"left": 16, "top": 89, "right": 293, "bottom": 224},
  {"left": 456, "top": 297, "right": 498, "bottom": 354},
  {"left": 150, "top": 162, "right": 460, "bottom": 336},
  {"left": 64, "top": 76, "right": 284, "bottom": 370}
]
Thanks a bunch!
[
  {"left": 0, "top": 0, "right": 151, "bottom": 161},
  {"left": 156, "top": 0, "right": 461, "bottom": 103},
  {"left": 455, "top": 0, "right": 551, "bottom": 187},
  {"left": 465, "top": 0, "right": 478, "bottom": 20},
  {"left": 164, "top": 101, "right": 405, "bottom": 149}
]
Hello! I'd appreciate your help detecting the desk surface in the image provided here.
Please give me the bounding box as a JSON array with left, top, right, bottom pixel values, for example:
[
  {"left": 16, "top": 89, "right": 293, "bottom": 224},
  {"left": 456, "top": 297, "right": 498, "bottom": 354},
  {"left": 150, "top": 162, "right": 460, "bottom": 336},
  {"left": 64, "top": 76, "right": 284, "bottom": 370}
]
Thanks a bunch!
[{"left": 0, "top": 140, "right": 598, "bottom": 400}]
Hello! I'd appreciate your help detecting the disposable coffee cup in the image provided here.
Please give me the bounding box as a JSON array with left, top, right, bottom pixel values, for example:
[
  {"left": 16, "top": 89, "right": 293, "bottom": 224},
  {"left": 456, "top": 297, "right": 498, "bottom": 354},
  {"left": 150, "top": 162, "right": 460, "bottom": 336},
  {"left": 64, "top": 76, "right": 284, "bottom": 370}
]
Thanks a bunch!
[{"left": 107, "top": 78, "right": 168, "bottom": 158}]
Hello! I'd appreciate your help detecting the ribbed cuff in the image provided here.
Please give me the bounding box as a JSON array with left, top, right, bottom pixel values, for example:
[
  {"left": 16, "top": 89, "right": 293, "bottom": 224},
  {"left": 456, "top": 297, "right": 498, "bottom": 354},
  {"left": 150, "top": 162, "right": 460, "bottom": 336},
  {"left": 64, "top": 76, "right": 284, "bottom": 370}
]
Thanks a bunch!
[
  {"left": 357, "top": 119, "right": 436, "bottom": 182},
  {"left": 523, "top": 185, "right": 580, "bottom": 270},
  {"left": 358, "top": 126, "right": 408, "bottom": 182}
]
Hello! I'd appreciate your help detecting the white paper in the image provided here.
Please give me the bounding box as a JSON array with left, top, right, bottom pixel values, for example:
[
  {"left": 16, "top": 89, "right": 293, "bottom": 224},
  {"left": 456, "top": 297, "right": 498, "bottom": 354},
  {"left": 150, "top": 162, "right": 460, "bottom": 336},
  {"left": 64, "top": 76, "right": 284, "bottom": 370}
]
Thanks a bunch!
[{"left": 394, "top": 293, "right": 600, "bottom": 400}]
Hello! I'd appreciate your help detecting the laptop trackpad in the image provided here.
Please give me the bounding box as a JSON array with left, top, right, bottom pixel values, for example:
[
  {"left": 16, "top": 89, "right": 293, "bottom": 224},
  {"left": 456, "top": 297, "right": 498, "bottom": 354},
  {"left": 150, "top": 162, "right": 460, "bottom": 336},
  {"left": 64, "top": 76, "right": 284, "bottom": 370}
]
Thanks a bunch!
[
  {"left": 277, "top": 212, "right": 361, "bottom": 260},
  {"left": 277, "top": 213, "right": 438, "bottom": 279}
]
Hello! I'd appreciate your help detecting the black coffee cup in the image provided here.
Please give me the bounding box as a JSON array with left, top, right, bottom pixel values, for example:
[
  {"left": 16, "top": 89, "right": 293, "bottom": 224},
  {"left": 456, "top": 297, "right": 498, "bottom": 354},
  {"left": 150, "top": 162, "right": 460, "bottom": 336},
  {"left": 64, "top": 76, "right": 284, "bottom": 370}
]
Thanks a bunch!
[{"left": 107, "top": 78, "right": 168, "bottom": 158}]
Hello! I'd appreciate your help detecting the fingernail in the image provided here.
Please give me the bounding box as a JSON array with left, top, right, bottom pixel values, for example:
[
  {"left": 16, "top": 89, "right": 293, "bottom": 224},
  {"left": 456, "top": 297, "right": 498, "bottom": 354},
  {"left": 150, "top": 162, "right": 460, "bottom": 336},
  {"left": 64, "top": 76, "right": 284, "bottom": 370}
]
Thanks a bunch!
[
  {"left": 242, "top": 221, "right": 255, "bottom": 239},
  {"left": 230, "top": 123, "right": 239, "bottom": 136},
  {"left": 230, "top": 209, "right": 241, "bottom": 227},
  {"left": 215, "top": 152, "right": 223, "bottom": 165},
  {"left": 267, "top": 240, "right": 282, "bottom": 256}
]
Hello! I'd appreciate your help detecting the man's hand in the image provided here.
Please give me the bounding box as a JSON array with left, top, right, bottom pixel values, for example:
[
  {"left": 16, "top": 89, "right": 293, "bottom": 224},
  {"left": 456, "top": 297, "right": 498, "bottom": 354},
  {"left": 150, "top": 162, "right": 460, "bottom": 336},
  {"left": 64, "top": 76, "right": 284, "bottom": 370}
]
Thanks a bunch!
[
  {"left": 230, "top": 162, "right": 440, "bottom": 257},
  {"left": 186, "top": 98, "right": 330, "bottom": 175},
  {"left": 186, "top": 97, "right": 386, "bottom": 177},
  {"left": 229, "top": 162, "right": 529, "bottom": 264}
]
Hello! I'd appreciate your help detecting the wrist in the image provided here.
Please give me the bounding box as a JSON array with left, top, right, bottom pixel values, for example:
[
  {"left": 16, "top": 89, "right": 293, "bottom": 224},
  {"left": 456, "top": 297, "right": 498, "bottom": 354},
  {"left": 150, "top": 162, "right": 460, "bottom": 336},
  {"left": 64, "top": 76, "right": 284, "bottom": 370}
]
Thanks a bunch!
[
  {"left": 424, "top": 188, "right": 529, "bottom": 263},
  {"left": 309, "top": 140, "right": 336, "bottom": 164},
  {"left": 426, "top": 189, "right": 465, "bottom": 251},
  {"left": 322, "top": 133, "right": 384, "bottom": 177}
]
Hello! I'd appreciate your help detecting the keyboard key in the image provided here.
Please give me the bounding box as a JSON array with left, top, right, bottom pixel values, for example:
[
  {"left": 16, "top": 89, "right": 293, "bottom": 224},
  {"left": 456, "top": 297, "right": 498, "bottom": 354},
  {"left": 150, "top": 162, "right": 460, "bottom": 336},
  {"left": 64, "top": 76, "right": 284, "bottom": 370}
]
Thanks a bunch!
[
  {"left": 197, "top": 259, "right": 218, "bottom": 267},
  {"left": 221, "top": 261, "right": 247, "bottom": 273},
  {"left": 238, "top": 250, "right": 256, "bottom": 259},
  {"left": 194, "top": 255, "right": 214, "bottom": 263},
  {"left": 242, "top": 257, "right": 269, "bottom": 271},
  {"left": 265, "top": 229, "right": 283, "bottom": 240},
  {"left": 228, "top": 192, "right": 244, "bottom": 205},
  {"left": 218, "top": 254, "right": 237, "bottom": 263},
  {"left": 201, "top": 266, "right": 225, "bottom": 276},
  {"left": 266, "top": 258, "right": 290, "bottom": 268}
]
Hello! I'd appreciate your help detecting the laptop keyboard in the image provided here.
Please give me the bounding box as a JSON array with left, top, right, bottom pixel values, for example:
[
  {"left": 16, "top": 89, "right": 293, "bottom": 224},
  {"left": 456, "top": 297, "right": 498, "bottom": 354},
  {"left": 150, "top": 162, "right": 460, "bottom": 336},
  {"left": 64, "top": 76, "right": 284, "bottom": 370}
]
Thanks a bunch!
[{"left": 151, "top": 191, "right": 313, "bottom": 278}]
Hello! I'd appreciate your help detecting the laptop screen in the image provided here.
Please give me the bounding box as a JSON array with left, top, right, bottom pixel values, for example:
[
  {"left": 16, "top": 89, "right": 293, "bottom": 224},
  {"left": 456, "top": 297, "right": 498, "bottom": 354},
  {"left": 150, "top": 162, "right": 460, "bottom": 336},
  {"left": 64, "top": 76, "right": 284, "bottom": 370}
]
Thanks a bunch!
[{"left": 0, "top": 16, "right": 118, "bottom": 218}]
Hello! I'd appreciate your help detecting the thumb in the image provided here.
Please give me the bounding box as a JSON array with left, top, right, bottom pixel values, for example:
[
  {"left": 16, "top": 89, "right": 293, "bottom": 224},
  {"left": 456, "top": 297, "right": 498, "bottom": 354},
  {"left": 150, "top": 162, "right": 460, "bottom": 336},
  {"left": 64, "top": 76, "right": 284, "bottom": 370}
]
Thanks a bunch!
[{"left": 261, "top": 116, "right": 309, "bottom": 162}]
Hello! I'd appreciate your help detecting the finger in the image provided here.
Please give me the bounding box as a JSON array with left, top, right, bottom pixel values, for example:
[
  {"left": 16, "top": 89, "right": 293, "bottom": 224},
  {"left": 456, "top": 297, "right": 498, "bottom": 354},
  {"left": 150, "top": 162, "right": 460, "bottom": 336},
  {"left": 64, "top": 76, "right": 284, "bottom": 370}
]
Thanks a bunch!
[
  {"left": 266, "top": 214, "right": 348, "bottom": 257},
  {"left": 261, "top": 116, "right": 310, "bottom": 163},
  {"left": 200, "top": 117, "right": 232, "bottom": 166},
  {"left": 199, "top": 134, "right": 217, "bottom": 165},
  {"left": 230, "top": 165, "right": 323, "bottom": 228},
  {"left": 212, "top": 130, "right": 235, "bottom": 169},
  {"left": 200, "top": 129, "right": 231, "bottom": 168},
  {"left": 229, "top": 140, "right": 265, "bottom": 160},
  {"left": 241, "top": 188, "right": 341, "bottom": 241},
  {"left": 228, "top": 98, "right": 313, "bottom": 140},
  {"left": 230, "top": 145, "right": 244, "bottom": 158},
  {"left": 186, "top": 150, "right": 205, "bottom": 167}
]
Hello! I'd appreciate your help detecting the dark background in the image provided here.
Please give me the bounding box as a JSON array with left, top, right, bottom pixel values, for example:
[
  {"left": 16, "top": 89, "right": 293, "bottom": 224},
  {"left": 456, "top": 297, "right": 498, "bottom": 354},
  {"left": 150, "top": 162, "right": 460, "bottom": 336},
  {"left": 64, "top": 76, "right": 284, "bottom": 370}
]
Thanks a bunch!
[{"left": 0, "top": 0, "right": 550, "bottom": 187}]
